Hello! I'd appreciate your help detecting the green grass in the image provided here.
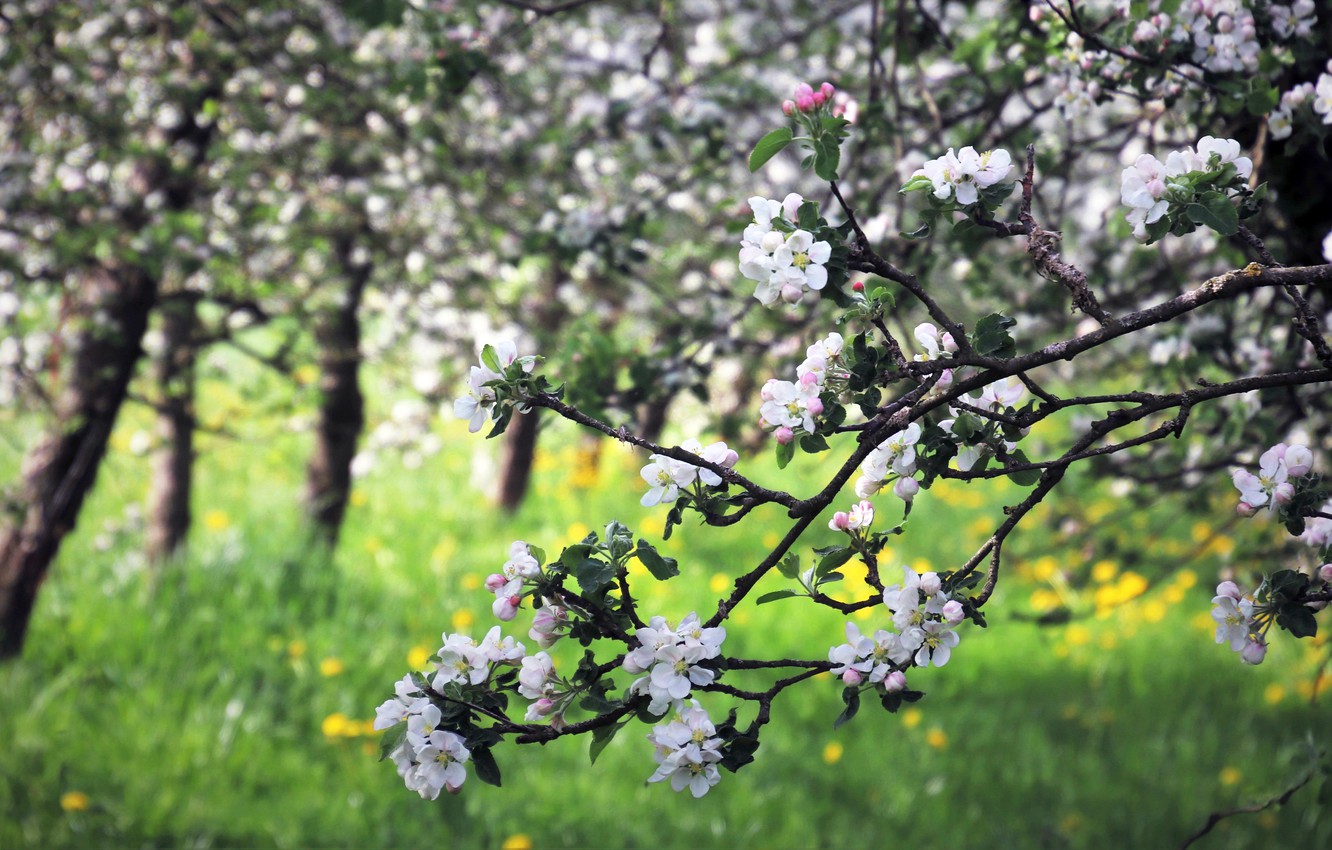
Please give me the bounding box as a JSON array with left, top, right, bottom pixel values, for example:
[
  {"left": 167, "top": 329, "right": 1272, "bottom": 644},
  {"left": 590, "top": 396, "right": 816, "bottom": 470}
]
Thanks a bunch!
[{"left": 0, "top": 410, "right": 1328, "bottom": 850}]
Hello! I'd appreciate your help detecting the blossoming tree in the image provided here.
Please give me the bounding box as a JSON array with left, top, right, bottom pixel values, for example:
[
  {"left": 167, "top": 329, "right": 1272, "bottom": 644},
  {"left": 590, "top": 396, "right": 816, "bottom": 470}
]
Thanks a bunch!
[{"left": 374, "top": 0, "right": 1332, "bottom": 813}]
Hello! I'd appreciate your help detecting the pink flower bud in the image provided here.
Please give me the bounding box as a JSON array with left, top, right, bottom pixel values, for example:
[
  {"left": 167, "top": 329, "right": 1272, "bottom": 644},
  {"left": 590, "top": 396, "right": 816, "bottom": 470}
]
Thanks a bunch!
[
  {"left": 1216, "top": 14, "right": 1233, "bottom": 33},
  {"left": 1272, "top": 482, "right": 1295, "bottom": 506},
  {"left": 852, "top": 280, "right": 865, "bottom": 292},
  {"left": 1236, "top": 501, "right": 1257, "bottom": 518},
  {"left": 842, "top": 668, "right": 863, "bottom": 686},
  {"left": 533, "top": 698, "right": 556, "bottom": 716},
  {"left": 485, "top": 574, "right": 508, "bottom": 593},
  {"left": 941, "top": 332, "right": 958, "bottom": 354},
  {"left": 774, "top": 427, "right": 795, "bottom": 445},
  {"left": 829, "top": 511, "right": 850, "bottom": 531},
  {"left": 781, "top": 99, "right": 796, "bottom": 116},
  {"left": 884, "top": 670, "right": 907, "bottom": 692},
  {"left": 820, "top": 82, "right": 835, "bottom": 100},
  {"left": 936, "top": 369, "right": 954, "bottom": 390},
  {"left": 1284, "top": 445, "right": 1313, "bottom": 477},
  {"left": 893, "top": 477, "right": 919, "bottom": 502},
  {"left": 795, "top": 93, "right": 816, "bottom": 112},
  {"left": 799, "top": 370, "right": 821, "bottom": 389},
  {"left": 942, "top": 600, "right": 965, "bottom": 625},
  {"left": 781, "top": 282, "right": 804, "bottom": 303},
  {"left": 806, "top": 397, "right": 825, "bottom": 417},
  {"left": 920, "top": 572, "right": 941, "bottom": 597},
  {"left": 1319, "top": 563, "right": 1332, "bottom": 583},
  {"left": 492, "top": 594, "right": 521, "bottom": 621},
  {"left": 811, "top": 91, "right": 826, "bottom": 107},
  {"left": 549, "top": 712, "right": 568, "bottom": 732},
  {"left": 1215, "top": 580, "right": 1242, "bottom": 601},
  {"left": 794, "top": 82, "right": 814, "bottom": 100},
  {"left": 760, "top": 379, "right": 779, "bottom": 402},
  {"left": 1239, "top": 638, "right": 1267, "bottom": 665}
]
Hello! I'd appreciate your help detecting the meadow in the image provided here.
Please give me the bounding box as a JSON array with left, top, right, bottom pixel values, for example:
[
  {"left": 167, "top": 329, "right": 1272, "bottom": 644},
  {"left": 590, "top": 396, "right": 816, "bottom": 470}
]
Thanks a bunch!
[{"left": 0, "top": 391, "right": 1328, "bottom": 850}]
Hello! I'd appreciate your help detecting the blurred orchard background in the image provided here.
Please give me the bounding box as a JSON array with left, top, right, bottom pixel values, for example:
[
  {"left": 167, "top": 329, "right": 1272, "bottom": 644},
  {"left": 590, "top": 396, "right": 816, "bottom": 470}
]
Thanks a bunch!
[{"left": 1, "top": 0, "right": 1330, "bottom": 848}]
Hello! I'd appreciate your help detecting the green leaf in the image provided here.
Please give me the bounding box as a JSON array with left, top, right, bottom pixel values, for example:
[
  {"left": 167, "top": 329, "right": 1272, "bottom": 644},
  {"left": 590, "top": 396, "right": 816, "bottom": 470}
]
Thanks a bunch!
[
  {"left": 480, "top": 344, "right": 502, "bottom": 373},
  {"left": 814, "top": 135, "right": 841, "bottom": 181},
  {"left": 834, "top": 687, "right": 860, "bottom": 729},
  {"left": 756, "top": 590, "right": 799, "bottom": 605},
  {"left": 1185, "top": 195, "right": 1238, "bottom": 237},
  {"left": 575, "top": 558, "right": 615, "bottom": 593},
  {"left": 900, "top": 175, "right": 934, "bottom": 193},
  {"left": 777, "top": 553, "right": 801, "bottom": 579},
  {"left": 1246, "top": 83, "right": 1279, "bottom": 116},
  {"left": 377, "top": 723, "right": 408, "bottom": 761},
  {"left": 816, "top": 546, "right": 854, "bottom": 578},
  {"left": 899, "top": 220, "right": 932, "bottom": 240},
  {"left": 797, "top": 200, "right": 820, "bottom": 231},
  {"left": 800, "top": 434, "right": 830, "bottom": 453},
  {"left": 635, "top": 540, "right": 679, "bottom": 581},
  {"left": 749, "top": 127, "right": 794, "bottom": 172},
  {"left": 775, "top": 439, "right": 795, "bottom": 470},
  {"left": 588, "top": 721, "right": 623, "bottom": 765},
  {"left": 471, "top": 747, "right": 502, "bottom": 787},
  {"left": 971, "top": 313, "right": 1018, "bottom": 358},
  {"left": 1276, "top": 604, "right": 1318, "bottom": 639}
]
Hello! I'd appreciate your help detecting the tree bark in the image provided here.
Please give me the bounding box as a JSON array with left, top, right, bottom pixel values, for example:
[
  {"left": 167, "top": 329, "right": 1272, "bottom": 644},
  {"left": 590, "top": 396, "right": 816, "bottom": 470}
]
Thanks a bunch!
[
  {"left": 145, "top": 291, "right": 200, "bottom": 563},
  {"left": 304, "top": 254, "right": 368, "bottom": 547},
  {"left": 0, "top": 264, "right": 157, "bottom": 658},
  {"left": 498, "top": 408, "right": 539, "bottom": 512}
]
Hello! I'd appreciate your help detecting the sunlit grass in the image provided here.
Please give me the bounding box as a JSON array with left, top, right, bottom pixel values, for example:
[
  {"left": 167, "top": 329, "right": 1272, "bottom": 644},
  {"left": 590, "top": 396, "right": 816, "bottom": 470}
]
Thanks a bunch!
[{"left": 0, "top": 403, "right": 1328, "bottom": 849}]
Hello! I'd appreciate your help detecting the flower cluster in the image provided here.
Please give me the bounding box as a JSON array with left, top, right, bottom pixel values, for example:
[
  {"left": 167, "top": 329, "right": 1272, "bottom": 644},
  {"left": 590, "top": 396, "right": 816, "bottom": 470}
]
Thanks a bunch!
[
  {"left": 737, "top": 194, "right": 832, "bottom": 306},
  {"left": 1119, "top": 136, "right": 1252, "bottom": 242},
  {"left": 828, "top": 499, "right": 875, "bottom": 536},
  {"left": 781, "top": 81, "right": 836, "bottom": 116},
  {"left": 910, "top": 146, "right": 1014, "bottom": 206},
  {"left": 1231, "top": 441, "right": 1312, "bottom": 515},
  {"left": 1211, "top": 581, "right": 1267, "bottom": 664},
  {"left": 1269, "top": 60, "right": 1332, "bottom": 139},
  {"left": 517, "top": 651, "right": 568, "bottom": 723},
  {"left": 856, "top": 424, "right": 923, "bottom": 502},
  {"left": 639, "top": 439, "right": 739, "bottom": 507},
  {"left": 485, "top": 541, "right": 542, "bottom": 621},
  {"left": 623, "top": 613, "right": 725, "bottom": 716},
  {"left": 940, "top": 376, "right": 1028, "bottom": 473},
  {"left": 829, "top": 566, "right": 967, "bottom": 687},
  {"left": 431, "top": 627, "right": 525, "bottom": 691},
  {"left": 452, "top": 340, "right": 536, "bottom": 433},
  {"left": 645, "top": 701, "right": 724, "bottom": 797},
  {"left": 758, "top": 332, "right": 845, "bottom": 444}
]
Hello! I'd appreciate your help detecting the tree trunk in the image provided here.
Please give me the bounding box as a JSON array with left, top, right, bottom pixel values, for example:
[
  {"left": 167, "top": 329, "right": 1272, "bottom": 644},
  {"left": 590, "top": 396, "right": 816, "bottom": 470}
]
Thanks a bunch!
[
  {"left": 145, "top": 292, "right": 199, "bottom": 563},
  {"left": 304, "top": 258, "right": 368, "bottom": 547},
  {"left": 498, "top": 408, "right": 539, "bottom": 512},
  {"left": 0, "top": 264, "right": 157, "bottom": 658}
]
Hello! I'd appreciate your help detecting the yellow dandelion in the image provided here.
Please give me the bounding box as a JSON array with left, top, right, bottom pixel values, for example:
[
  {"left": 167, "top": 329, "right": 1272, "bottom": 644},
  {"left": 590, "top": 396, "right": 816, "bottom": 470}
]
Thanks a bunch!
[
  {"left": 1118, "top": 571, "right": 1149, "bottom": 600},
  {"left": 349, "top": 490, "right": 367, "bottom": 508},
  {"left": 1141, "top": 600, "right": 1168, "bottom": 623},
  {"left": 566, "top": 522, "right": 591, "bottom": 543},
  {"left": 431, "top": 538, "right": 458, "bottom": 564},
  {"left": 640, "top": 515, "right": 665, "bottom": 538},
  {"left": 202, "top": 509, "right": 231, "bottom": 532},
  {"left": 1091, "top": 560, "right": 1118, "bottom": 583},
  {"left": 364, "top": 537, "right": 383, "bottom": 555},
  {"left": 911, "top": 557, "right": 934, "bottom": 574},
  {"left": 408, "top": 645, "right": 431, "bottom": 670},
  {"left": 60, "top": 791, "right": 90, "bottom": 812},
  {"left": 1066, "top": 625, "right": 1091, "bottom": 646},
  {"left": 1190, "top": 521, "right": 1212, "bottom": 543},
  {"left": 1029, "top": 588, "right": 1062, "bottom": 610},
  {"left": 762, "top": 532, "right": 781, "bottom": 548},
  {"left": 1058, "top": 813, "right": 1083, "bottom": 836},
  {"left": 901, "top": 708, "right": 922, "bottom": 729},
  {"left": 501, "top": 835, "right": 534, "bottom": 850},
  {"left": 322, "top": 713, "right": 350, "bottom": 738},
  {"left": 319, "top": 657, "right": 345, "bottom": 677},
  {"left": 709, "top": 573, "right": 730, "bottom": 594},
  {"left": 288, "top": 639, "right": 307, "bottom": 659},
  {"left": 853, "top": 606, "right": 875, "bottom": 621},
  {"left": 461, "top": 574, "right": 482, "bottom": 591},
  {"left": 1175, "top": 569, "right": 1198, "bottom": 589},
  {"left": 1086, "top": 500, "right": 1115, "bottom": 523},
  {"left": 452, "top": 610, "right": 476, "bottom": 631},
  {"left": 1218, "top": 766, "right": 1241, "bottom": 786},
  {"left": 1204, "top": 536, "right": 1235, "bottom": 558},
  {"left": 1031, "top": 556, "right": 1059, "bottom": 582},
  {"left": 1164, "top": 585, "right": 1186, "bottom": 604},
  {"left": 925, "top": 728, "right": 948, "bottom": 750},
  {"left": 822, "top": 741, "right": 844, "bottom": 764},
  {"left": 1264, "top": 683, "right": 1285, "bottom": 705},
  {"left": 293, "top": 363, "right": 319, "bottom": 386}
]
